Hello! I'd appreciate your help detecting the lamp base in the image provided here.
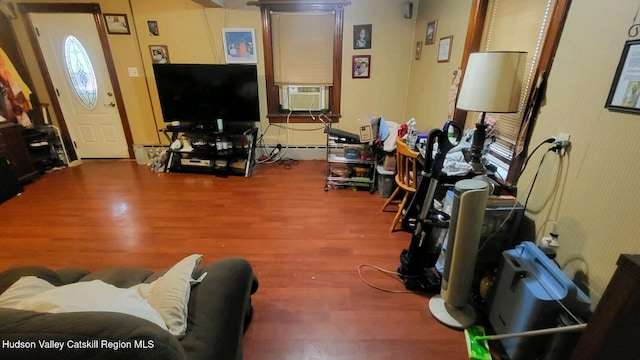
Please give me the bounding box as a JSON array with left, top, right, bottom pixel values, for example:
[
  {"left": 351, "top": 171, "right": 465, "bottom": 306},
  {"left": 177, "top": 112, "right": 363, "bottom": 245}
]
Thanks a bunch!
[
  {"left": 428, "top": 294, "right": 476, "bottom": 329},
  {"left": 469, "top": 117, "right": 489, "bottom": 173},
  {"left": 468, "top": 159, "right": 485, "bottom": 173}
]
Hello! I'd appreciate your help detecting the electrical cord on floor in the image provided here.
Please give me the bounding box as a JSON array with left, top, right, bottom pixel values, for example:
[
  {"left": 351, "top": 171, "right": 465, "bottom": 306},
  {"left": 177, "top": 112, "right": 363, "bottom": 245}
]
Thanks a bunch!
[
  {"left": 357, "top": 264, "right": 420, "bottom": 294},
  {"left": 278, "top": 158, "right": 299, "bottom": 169}
]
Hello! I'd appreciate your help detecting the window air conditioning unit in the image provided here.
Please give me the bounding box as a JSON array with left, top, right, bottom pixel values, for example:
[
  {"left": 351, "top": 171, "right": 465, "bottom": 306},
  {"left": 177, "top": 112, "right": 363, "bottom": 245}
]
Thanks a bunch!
[
  {"left": 285, "top": 85, "right": 325, "bottom": 111},
  {"left": 191, "top": 0, "right": 225, "bottom": 7}
]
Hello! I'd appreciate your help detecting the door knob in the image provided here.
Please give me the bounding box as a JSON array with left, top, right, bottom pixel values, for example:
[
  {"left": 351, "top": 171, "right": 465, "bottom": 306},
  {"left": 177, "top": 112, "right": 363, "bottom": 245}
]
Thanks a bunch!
[{"left": 104, "top": 102, "right": 116, "bottom": 108}]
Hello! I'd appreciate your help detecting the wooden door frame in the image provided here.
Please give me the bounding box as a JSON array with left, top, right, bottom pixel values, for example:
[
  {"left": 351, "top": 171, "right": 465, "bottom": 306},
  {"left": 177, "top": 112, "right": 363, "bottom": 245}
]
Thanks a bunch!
[{"left": 17, "top": 2, "right": 134, "bottom": 161}]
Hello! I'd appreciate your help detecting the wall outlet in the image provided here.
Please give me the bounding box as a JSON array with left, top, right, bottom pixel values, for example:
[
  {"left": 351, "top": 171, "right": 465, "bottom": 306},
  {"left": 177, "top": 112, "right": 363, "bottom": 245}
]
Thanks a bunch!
[
  {"left": 553, "top": 132, "right": 571, "bottom": 155},
  {"left": 128, "top": 67, "right": 139, "bottom": 77},
  {"left": 556, "top": 132, "right": 571, "bottom": 142}
]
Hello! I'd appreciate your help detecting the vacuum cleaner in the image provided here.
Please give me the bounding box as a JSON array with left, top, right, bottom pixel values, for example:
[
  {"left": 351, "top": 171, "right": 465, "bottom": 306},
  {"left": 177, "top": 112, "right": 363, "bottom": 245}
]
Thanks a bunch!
[{"left": 397, "top": 121, "right": 461, "bottom": 293}]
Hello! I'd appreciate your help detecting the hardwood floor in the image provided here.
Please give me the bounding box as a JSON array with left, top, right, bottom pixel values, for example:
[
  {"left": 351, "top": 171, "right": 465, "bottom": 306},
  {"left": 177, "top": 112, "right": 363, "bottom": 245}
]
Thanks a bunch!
[{"left": 0, "top": 160, "right": 468, "bottom": 359}]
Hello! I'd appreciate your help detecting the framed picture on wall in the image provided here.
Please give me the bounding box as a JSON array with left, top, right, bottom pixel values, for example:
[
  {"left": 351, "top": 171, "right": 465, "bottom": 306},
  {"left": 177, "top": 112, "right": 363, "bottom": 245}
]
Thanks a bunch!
[
  {"left": 222, "top": 28, "right": 257, "bottom": 64},
  {"left": 606, "top": 39, "right": 640, "bottom": 114},
  {"left": 353, "top": 24, "right": 372, "bottom": 50},
  {"left": 148, "top": 21, "right": 159, "bottom": 36},
  {"left": 150, "top": 45, "right": 170, "bottom": 64},
  {"left": 438, "top": 35, "right": 453, "bottom": 63},
  {"left": 426, "top": 20, "right": 437, "bottom": 45},
  {"left": 104, "top": 13, "right": 130, "bottom": 35},
  {"left": 352, "top": 55, "right": 371, "bottom": 79}
]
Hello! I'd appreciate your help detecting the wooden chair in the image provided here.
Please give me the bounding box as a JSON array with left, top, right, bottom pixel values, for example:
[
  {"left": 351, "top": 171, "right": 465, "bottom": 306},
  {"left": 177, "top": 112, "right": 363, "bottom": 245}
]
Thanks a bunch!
[{"left": 381, "top": 138, "right": 419, "bottom": 232}]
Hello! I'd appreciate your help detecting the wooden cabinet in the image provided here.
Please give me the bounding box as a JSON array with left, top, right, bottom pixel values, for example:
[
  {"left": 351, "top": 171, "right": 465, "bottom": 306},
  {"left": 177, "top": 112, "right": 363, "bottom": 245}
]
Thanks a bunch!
[
  {"left": 570, "top": 254, "right": 640, "bottom": 360},
  {"left": 0, "top": 122, "right": 38, "bottom": 183}
]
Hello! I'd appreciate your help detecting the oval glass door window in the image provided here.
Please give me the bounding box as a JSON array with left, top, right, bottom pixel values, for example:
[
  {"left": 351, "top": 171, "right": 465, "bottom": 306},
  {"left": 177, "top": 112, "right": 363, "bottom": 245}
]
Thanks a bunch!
[{"left": 63, "top": 35, "right": 98, "bottom": 110}]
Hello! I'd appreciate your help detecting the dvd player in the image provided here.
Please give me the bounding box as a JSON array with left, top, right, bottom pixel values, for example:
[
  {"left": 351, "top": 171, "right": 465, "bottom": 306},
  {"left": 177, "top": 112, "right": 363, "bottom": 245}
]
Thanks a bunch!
[{"left": 180, "top": 158, "right": 211, "bottom": 167}]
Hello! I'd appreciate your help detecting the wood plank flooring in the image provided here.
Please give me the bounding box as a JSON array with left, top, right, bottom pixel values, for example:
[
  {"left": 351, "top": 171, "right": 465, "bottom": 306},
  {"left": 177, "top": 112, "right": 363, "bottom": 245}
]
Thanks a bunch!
[{"left": 0, "top": 160, "right": 468, "bottom": 359}]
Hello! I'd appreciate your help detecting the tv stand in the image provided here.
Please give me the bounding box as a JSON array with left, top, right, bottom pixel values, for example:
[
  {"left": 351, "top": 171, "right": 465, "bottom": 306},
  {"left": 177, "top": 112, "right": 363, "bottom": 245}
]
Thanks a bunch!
[{"left": 160, "top": 125, "right": 258, "bottom": 177}]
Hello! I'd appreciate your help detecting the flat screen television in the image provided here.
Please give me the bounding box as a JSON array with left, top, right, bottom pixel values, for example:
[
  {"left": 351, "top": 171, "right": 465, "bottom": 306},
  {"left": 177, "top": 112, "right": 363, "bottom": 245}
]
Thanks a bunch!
[{"left": 152, "top": 63, "right": 260, "bottom": 128}]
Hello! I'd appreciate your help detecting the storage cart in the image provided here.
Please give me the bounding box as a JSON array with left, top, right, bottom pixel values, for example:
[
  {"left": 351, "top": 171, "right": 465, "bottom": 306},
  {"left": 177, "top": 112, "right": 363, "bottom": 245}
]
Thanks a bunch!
[{"left": 323, "top": 123, "right": 376, "bottom": 193}]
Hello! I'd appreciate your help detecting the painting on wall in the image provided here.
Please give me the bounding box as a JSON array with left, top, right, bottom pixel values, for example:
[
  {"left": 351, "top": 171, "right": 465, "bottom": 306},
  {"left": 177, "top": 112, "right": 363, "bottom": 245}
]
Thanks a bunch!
[
  {"left": 352, "top": 55, "right": 371, "bottom": 79},
  {"left": 0, "top": 47, "right": 32, "bottom": 127},
  {"left": 104, "top": 13, "right": 130, "bottom": 35},
  {"left": 222, "top": 28, "right": 257, "bottom": 64},
  {"left": 150, "top": 45, "right": 170, "bottom": 64},
  {"left": 353, "top": 24, "right": 372, "bottom": 50}
]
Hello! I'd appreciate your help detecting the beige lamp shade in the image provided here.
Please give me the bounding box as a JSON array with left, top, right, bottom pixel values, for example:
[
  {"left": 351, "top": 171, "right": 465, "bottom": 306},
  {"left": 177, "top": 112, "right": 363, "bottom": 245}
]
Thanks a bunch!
[{"left": 457, "top": 51, "right": 527, "bottom": 113}]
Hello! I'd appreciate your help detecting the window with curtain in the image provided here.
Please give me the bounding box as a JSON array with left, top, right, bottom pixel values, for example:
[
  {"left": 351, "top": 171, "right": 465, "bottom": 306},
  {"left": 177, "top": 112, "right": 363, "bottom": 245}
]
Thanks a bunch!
[
  {"left": 464, "top": 0, "right": 556, "bottom": 176},
  {"left": 257, "top": 0, "right": 347, "bottom": 124},
  {"left": 271, "top": 11, "right": 334, "bottom": 111},
  {"left": 271, "top": 12, "right": 334, "bottom": 86}
]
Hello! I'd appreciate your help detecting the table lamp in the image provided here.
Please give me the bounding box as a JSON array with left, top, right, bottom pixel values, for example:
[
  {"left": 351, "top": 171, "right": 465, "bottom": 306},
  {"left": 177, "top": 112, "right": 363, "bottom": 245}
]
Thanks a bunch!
[{"left": 456, "top": 51, "right": 527, "bottom": 172}]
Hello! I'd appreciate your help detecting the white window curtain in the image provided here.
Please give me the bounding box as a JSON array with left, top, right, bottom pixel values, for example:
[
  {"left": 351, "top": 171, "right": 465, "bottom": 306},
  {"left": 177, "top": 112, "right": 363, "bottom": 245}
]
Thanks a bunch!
[
  {"left": 464, "top": 0, "right": 556, "bottom": 164},
  {"left": 271, "top": 11, "right": 334, "bottom": 85}
]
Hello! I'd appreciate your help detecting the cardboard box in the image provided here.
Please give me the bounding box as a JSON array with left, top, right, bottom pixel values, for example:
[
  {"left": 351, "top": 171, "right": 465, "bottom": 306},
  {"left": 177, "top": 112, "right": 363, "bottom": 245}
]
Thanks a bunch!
[{"left": 383, "top": 154, "right": 396, "bottom": 171}]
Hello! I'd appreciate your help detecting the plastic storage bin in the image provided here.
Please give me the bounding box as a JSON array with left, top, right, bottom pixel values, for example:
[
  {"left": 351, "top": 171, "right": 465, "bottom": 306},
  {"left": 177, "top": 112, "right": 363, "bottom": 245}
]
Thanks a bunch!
[
  {"left": 488, "top": 241, "right": 591, "bottom": 360},
  {"left": 376, "top": 165, "right": 396, "bottom": 198}
]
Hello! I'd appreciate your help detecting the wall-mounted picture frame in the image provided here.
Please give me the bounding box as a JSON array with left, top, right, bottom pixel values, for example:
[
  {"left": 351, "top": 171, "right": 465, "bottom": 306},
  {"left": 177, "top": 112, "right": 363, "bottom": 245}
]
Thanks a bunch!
[
  {"left": 438, "top": 35, "right": 453, "bottom": 63},
  {"left": 104, "top": 13, "right": 130, "bottom": 35},
  {"left": 222, "top": 28, "right": 257, "bottom": 64},
  {"left": 352, "top": 55, "right": 371, "bottom": 79},
  {"left": 150, "top": 45, "right": 170, "bottom": 64},
  {"left": 415, "top": 41, "right": 423, "bottom": 60},
  {"left": 353, "top": 24, "right": 372, "bottom": 50},
  {"left": 148, "top": 20, "right": 159, "bottom": 36},
  {"left": 426, "top": 20, "right": 437, "bottom": 45},
  {"left": 606, "top": 39, "right": 640, "bottom": 114}
]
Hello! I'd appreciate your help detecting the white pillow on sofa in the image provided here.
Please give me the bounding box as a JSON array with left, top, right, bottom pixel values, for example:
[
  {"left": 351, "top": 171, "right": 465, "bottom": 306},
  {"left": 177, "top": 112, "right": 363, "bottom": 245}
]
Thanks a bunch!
[
  {"left": 134, "top": 254, "right": 207, "bottom": 337},
  {"left": 1, "top": 277, "right": 167, "bottom": 330},
  {"left": 0, "top": 276, "right": 55, "bottom": 308}
]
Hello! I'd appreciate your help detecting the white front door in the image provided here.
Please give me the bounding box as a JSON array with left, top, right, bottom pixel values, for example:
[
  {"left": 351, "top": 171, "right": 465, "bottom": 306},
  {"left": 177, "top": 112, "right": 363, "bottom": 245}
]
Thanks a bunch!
[{"left": 30, "top": 12, "right": 128, "bottom": 159}]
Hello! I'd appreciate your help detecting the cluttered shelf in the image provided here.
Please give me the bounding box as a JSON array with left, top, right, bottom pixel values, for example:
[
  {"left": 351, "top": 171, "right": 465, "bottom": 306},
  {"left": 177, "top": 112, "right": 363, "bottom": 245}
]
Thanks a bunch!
[
  {"left": 323, "top": 122, "right": 378, "bottom": 193},
  {"left": 159, "top": 125, "right": 257, "bottom": 177}
]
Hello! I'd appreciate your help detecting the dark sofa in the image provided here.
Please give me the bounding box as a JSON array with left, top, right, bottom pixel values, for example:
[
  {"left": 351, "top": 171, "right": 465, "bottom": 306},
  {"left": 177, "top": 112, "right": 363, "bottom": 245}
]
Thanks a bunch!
[{"left": 0, "top": 257, "right": 259, "bottom": 360}]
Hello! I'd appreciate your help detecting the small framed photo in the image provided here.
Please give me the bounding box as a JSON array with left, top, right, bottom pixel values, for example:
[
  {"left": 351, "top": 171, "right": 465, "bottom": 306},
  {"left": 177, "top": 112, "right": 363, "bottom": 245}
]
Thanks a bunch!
[
  {"left": 222, "top": 28, "right": 257, "bottom": 64},
  {"left": 426, "top": 20, "right": 437, "bottom": 45},
  {"left": 104, "top": 13, "right": 130, "bottom": 35},
  {"left": 606, "top": 39, "right": 640, "bottom": 114},
  {"left": 148, "top": 20, "right": 159, "bottom": 36},
  {"left": 150, "top": 45, "right": 170, "bottom": 64},
  {"left": 438, "top": 35, "right": 453, "bottom": 63},
  {"left": 415, "top": 41, "right": 423, "bottom": 60},
  {"left": 352, "top": 55, "right": 371, "bottom": 79},
  {"left": 353, "top": 24, "right": 372, "bottom": 50}
]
